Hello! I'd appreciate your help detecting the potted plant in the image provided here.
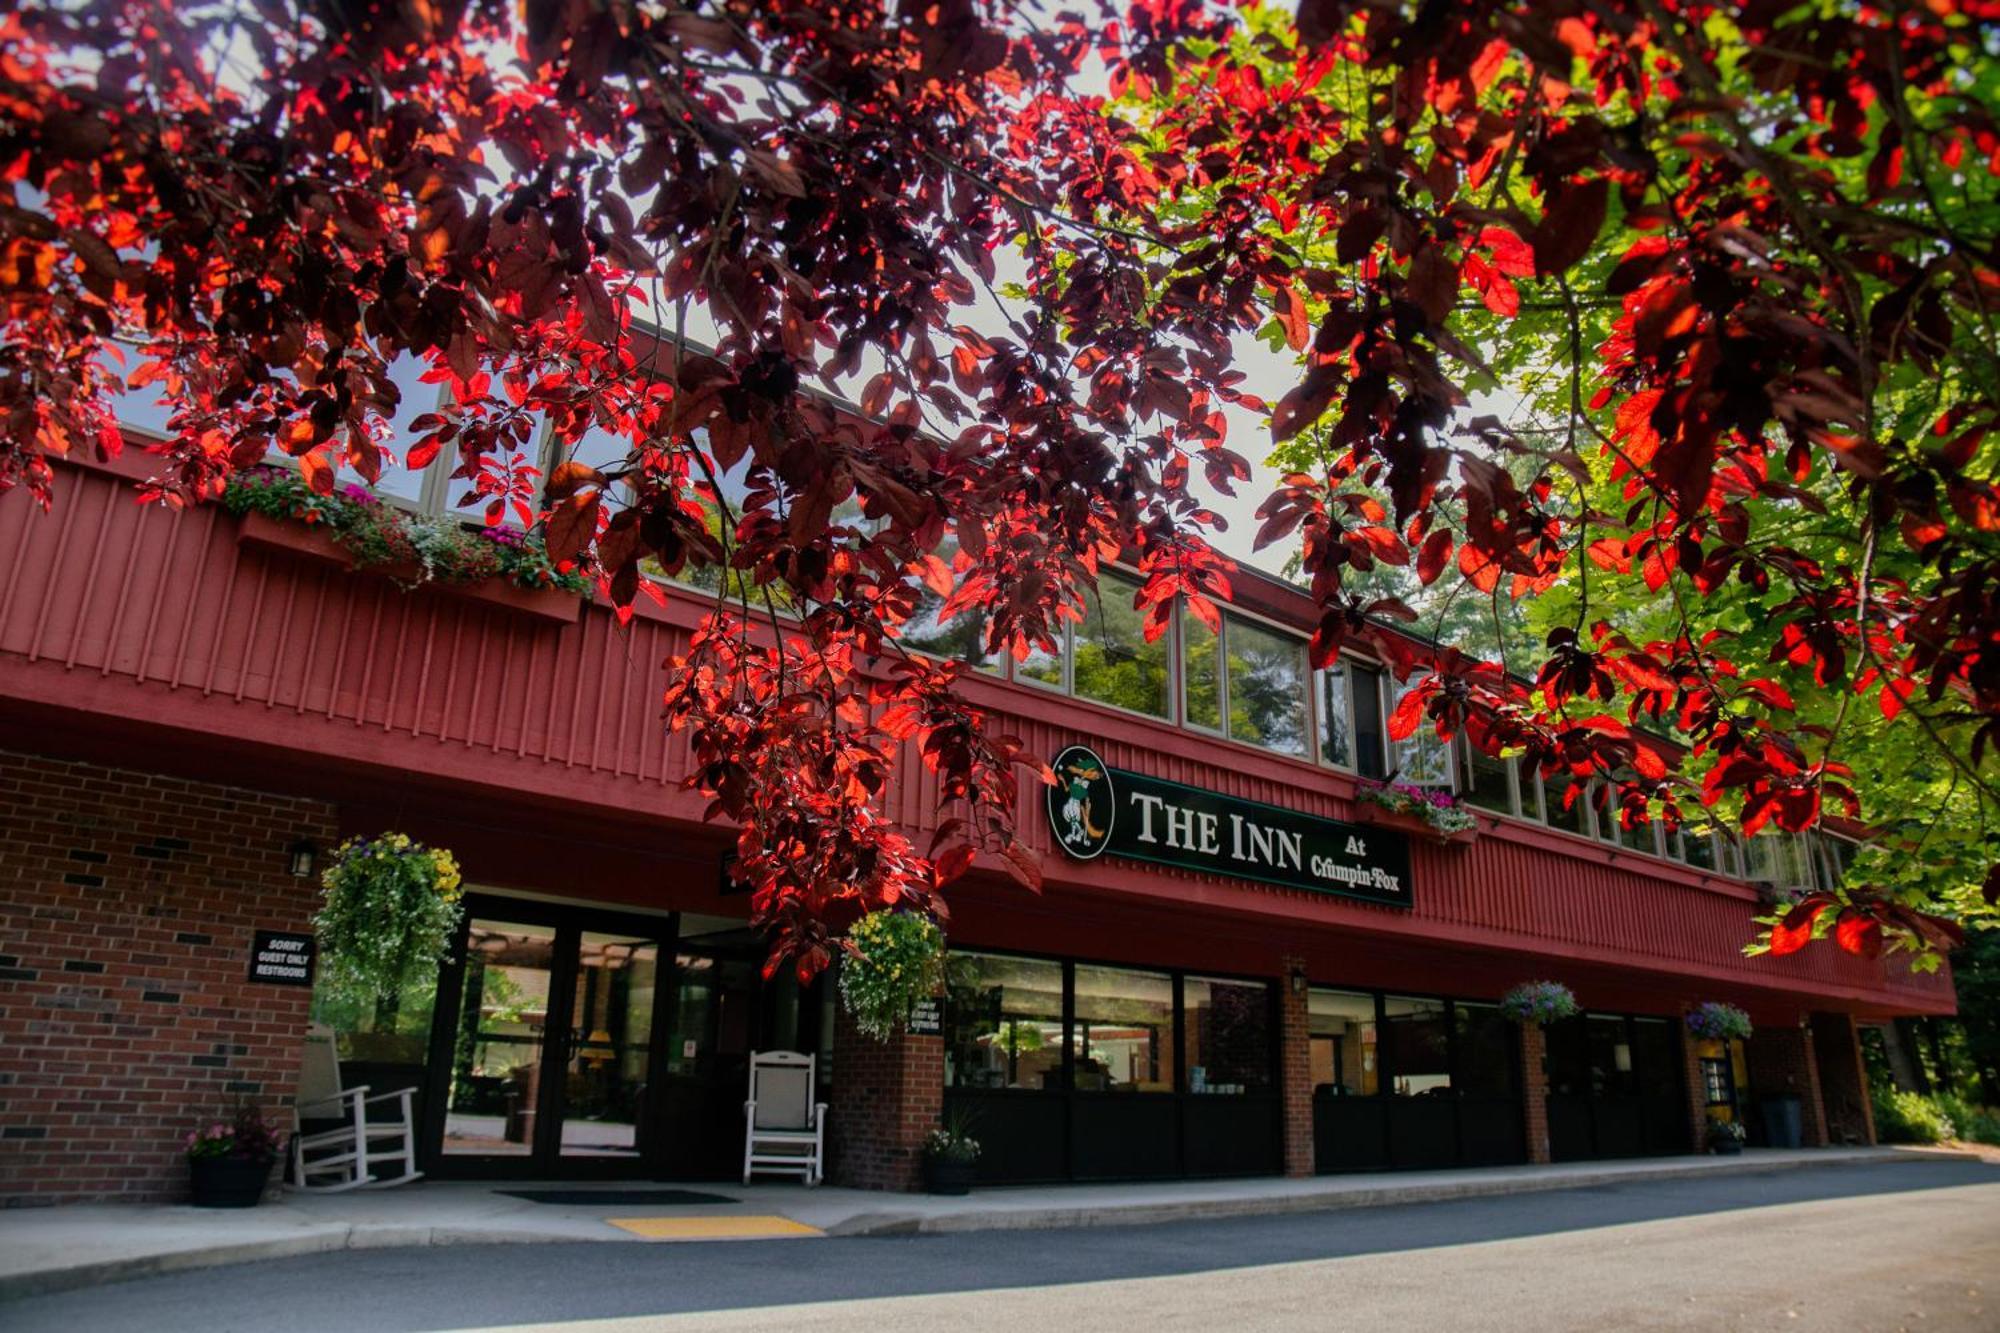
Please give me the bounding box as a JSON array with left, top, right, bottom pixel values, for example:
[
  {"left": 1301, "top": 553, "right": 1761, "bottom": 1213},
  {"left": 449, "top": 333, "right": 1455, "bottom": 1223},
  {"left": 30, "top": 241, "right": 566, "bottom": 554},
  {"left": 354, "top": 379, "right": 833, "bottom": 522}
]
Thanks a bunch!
[
  {"left": 315, "top": 833, "right": 465, "bottom": 1013},
  {"left": 921, "top": 1116, "right": 981, "bottom": 1195},
  {"left": 838, "top": 909, "right": 946, "bottom": 1042},
  {"left": 1685, "top": 1002, "right": 1754, "bottom": 1043},
  {"left": 1353, "top": 780, "right": 1480, "bottom": 845},
  {"left": 185, "top": 1106, "right": 286, "bottom": 1207},
  {"left": 222, "top": 466, "right": 587, "bottom": 623},
  {"left": 1707, "top": 1118, "right": 1747, "bottom": 1156},
  {"left": 1499, "top": 980, "right": 1579, "bottom": 1026}
]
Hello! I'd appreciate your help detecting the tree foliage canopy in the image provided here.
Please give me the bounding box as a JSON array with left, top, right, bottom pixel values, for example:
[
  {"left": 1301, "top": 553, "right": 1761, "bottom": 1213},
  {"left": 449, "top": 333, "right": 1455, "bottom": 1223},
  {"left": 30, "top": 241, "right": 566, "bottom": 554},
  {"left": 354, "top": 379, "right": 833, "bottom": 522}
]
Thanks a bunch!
[{"left": 3, "top": 0, "right": 1996, "bottom": 972}]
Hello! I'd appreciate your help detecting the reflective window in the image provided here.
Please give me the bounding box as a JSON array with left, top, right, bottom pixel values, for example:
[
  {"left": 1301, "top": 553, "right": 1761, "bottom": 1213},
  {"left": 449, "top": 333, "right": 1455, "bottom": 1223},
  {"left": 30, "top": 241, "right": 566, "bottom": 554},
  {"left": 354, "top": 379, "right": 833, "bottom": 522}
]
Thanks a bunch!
[
  {"left": 1381, "top": 996, "right": 1452, "bottom": 1097},
  {"left": 1226, "top": 617, "right": 1309, "bottom": 757},
  {"left": 1072, "top": 574, "right": 1170, "bottom": 718},
  {"left": 1585, "top": 1013, "right": 1638, "bottom": 1096},
  {"left": 1017, "top": 635, "right": 1065, "bottom": 689},
  {"left": 1351, "top": 665, "right": 1388, "bottom": 779},
  {"left": 1542, "top": 775, "right": 1592, "bottom": 837},
  {"left": 1182, "top": 611, "right": 1223, "bottom": 732},
  {"left": 1631, "top": 1017, "right": 1680, "bottom": 1099},
  {"left": 1307, "top": 989, "right": 1377, "bottom": 1097},
  {"left": 1820, "top": 835, "right": 1857, "bottom": 887},
  {"left": 1182, "top": 976, "right": 1272, "bottom": 1094},
  {"left": 943, "top": 952, "right": 1065, "bottom": 1092},
  {"left": 1316, "top": 663, "right": 1352, "bottom": 768},
  {"left": 1392, "top": 679, "right": 1453, "bottom": 786},
  {"left": 900, "top": 540, "right": 999, "bottom": 672},
  {"left": 1749, "top": 833, "right": 1815, "bottom": 888},
  {"left": 1457, "top": 738, "right": 1514, "bottom": 815},
  {"left": 1072, "top": 964, "right": 1173, "bottom": 1093},
  {"left": 1453, "top": 1003, "right": 1517, "bottom": 1099},
  {"left": 1681, "top": 824, "right": 1720, "bottom": 871}
]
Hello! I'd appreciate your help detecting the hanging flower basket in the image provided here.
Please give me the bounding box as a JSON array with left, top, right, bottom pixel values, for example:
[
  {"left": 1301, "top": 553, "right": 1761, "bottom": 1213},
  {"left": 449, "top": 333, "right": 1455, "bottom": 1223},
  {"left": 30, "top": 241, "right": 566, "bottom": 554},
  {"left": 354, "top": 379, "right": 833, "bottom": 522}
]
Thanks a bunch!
[
  {"left": 1354, "top": 781, "right": 1480, "bottom": 846},
  {"left": 838, "top": 910, "right": 945, "bottom": 1042},
  {"left": 1686, "top": 1002, "right": 1754, "bottom": 1043},
  {"left": 314, "top": 834, "right": 465, "bottom": 1008},
  {"left": 1499, "top": 981, "right": 1579, "bottom": 1026}
]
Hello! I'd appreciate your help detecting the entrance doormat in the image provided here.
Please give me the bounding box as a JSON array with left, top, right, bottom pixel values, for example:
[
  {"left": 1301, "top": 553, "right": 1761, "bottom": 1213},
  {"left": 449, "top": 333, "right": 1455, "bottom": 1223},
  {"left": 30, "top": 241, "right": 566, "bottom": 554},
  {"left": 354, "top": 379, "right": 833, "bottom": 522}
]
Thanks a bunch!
[{"left": 499, "top": 1188, "right": 740, "bottom": 1206}]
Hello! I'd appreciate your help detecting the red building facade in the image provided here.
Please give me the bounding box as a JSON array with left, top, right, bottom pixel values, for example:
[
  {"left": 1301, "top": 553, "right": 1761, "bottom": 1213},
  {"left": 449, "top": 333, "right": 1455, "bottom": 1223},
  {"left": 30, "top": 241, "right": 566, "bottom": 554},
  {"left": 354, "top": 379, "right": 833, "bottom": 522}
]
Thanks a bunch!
[{"left": 0, "top": 453, "right": 1954, "bottom": 1203}]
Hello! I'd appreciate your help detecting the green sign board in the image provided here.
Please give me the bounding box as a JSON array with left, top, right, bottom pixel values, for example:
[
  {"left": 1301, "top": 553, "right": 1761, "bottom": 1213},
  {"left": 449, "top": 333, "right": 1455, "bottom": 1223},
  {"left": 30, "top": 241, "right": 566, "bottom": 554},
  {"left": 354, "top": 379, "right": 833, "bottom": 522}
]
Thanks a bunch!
[{"left": 1045, "top": 744, "right": 1413, "bottom": 908}]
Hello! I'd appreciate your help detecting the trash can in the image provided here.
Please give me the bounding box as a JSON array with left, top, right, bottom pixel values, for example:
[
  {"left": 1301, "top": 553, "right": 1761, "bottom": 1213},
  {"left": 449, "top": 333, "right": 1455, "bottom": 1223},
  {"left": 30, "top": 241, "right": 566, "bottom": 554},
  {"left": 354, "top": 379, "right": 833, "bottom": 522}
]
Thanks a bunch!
[{"left": 1762, "top": 1094, "right": 1804, "bottom": 1149}]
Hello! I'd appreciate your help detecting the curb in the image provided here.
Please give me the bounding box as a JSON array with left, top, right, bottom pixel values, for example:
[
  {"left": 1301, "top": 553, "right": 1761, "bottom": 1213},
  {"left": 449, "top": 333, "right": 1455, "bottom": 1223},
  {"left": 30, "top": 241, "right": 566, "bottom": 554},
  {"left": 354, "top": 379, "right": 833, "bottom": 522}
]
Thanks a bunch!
[
  {"left": 822, "top": 1148, "right": 1981, "bottom": 1237},
  {"left": 3, "top": 1149, "right": 1979, "bottom": 1298},
  {"left": 0, "top": 1222, "right": 600, "bottom": 1301}
]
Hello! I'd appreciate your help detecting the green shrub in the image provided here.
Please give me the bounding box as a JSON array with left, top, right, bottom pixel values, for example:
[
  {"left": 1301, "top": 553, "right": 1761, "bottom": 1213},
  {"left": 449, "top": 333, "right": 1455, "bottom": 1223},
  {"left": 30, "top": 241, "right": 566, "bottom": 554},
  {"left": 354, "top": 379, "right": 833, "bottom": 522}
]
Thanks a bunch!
[
  {"left": 1872, "top": 1087, "right": 1956, "bottom": 1144},
  {"left": 1935, "top": 1093, "right": 2000, "bottom": 1146}
]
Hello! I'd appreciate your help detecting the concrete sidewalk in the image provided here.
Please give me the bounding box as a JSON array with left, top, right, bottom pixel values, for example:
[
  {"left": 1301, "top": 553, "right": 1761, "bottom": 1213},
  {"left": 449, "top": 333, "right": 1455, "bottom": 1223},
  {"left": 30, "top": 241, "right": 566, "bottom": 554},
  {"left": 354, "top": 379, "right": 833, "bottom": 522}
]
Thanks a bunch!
[{"left": 0, "top": 1146, "right": 1973, "bottom": 1300}]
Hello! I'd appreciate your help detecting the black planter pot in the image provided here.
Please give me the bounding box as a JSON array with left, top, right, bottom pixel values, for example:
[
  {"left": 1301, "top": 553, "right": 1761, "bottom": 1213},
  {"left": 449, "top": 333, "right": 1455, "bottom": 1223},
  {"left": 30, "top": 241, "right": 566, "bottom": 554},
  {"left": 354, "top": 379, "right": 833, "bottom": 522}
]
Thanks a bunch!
[
  {"left": 1710, "top": 1137, "right": 1744, "bottom": 1157},
  {"left": 923, "top": 1156, "right": 976, "bottom": 1196},
  {"left": 188, "top": 1154, "right": 277, "bottom": 1207}
]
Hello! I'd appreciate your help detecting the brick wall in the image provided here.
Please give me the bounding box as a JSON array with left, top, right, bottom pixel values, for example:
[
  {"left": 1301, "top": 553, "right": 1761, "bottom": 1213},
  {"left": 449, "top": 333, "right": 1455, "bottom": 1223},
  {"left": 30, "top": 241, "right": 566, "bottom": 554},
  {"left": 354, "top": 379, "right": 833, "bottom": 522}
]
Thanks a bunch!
[
  {"left": 1811, "top": 1011, "right": 1877, "bottom": 1147},
  {"left": 827, "top": 1001, "right": 943, "bottom": 1191},
  {"left": 1521, "top": 1022, "right": 1551, "bottom": 1164},
  {"left": 0, "top": 750, "right": 332, "bottom": 1205},
  {"left": 1277, "top": 955, "right": 1312, "bottom": 1178},
  {"left": 1745, "top": 1021, "right": 1829, "bottom": 1147}
]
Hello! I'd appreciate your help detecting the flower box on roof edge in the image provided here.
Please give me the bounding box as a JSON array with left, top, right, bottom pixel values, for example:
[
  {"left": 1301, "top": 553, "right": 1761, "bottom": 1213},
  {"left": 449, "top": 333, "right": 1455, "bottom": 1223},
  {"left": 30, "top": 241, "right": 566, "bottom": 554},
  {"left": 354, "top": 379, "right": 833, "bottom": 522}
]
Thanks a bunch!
[
  {"left": 234, "top": 510, "right": 583, "bottom": 627},
  {"left": 1351, "top": 798, "right": 1480, "bottom": 847}
]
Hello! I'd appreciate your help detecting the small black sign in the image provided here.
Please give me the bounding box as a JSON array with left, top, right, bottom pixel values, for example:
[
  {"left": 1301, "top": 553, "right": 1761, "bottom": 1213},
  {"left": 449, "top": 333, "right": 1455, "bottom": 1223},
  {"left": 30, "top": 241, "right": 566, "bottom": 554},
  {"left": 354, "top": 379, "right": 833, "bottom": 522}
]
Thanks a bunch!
[
  {"left": 248, "top": 930, "right": 315, "bottom": 986},
  {"left": 1045, "top": 744, "right": 1414, "bottom": 908},
  {"left": 907, "top": 996, "right": 942, "bottom": 1037}
]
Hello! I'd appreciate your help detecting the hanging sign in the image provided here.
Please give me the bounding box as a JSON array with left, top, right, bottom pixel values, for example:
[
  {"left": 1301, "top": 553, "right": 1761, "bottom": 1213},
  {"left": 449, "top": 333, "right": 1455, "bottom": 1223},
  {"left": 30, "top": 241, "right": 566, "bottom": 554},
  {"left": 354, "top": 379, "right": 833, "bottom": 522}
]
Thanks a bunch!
[
  {"left": 1045, "top": 744, "right": 1413, "bottom": 908},
  {"left": 248, "top": 930, "right": 316, "bottom": 986}
]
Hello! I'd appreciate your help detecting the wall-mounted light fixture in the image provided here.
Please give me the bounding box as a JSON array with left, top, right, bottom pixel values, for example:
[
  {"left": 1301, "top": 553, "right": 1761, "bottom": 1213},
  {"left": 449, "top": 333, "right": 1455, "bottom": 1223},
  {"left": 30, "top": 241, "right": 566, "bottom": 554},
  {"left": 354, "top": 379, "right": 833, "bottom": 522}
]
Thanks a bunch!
[
  {"left": 287, "top": 838, "right": 319, "bottom": 879},
  {"left": 1289, "top": 965, "right": 1308, "bottom": 997}
]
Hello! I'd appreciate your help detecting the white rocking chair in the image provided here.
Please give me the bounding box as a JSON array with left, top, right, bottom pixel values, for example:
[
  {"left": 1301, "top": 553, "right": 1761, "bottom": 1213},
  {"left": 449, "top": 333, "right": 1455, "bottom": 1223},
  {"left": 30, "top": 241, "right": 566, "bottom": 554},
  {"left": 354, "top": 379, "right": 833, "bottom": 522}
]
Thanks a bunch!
[
  {"left": 291, "top": 1024, "right": 423, "bottom": 1192},
  {"left": 742, "top": 1050, "right": 826, "bottom": 1186}
]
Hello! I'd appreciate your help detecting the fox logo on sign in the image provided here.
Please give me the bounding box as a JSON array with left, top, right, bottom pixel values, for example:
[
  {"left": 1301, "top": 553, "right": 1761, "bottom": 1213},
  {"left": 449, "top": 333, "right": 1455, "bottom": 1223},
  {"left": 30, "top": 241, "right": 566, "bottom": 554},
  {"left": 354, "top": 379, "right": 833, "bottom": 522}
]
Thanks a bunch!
[{"left": 1047, "top": 744, "right": 1114, "bottom": 860}]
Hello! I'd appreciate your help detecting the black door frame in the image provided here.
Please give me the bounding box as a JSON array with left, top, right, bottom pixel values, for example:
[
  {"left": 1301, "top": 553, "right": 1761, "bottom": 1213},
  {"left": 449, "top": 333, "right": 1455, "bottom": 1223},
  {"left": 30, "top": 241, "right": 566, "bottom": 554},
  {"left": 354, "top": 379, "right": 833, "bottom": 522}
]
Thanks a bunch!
[{"left": 419, "top": 894, "right": 680, "bottom": 1180}]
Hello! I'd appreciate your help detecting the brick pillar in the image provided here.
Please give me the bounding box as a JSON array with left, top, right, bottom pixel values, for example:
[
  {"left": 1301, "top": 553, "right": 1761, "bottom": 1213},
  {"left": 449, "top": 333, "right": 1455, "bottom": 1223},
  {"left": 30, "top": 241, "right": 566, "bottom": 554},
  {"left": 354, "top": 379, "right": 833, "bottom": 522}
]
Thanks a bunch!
[
  {"left": 0, "top": 750, "right": 334, "bottom": 1204},
  {"left": 1810, "top": 1012, "right": 1876, "bottom": 1147},
  {"left": 1278, "top": 956, "right": 1313, "bottom": 1178},
  {"left": 1745, "top": 1019, "right": 1829, "bottom": 1147},
  {"left": 1681, "top": 1020, "right": 1713, "bottom": 1154},
  {"left": 1521, "top": 1022, "right": 1551, "bottom": 1164},
  {"left": 828, "top": 1001, "right": 944, "bottom": 1191}
]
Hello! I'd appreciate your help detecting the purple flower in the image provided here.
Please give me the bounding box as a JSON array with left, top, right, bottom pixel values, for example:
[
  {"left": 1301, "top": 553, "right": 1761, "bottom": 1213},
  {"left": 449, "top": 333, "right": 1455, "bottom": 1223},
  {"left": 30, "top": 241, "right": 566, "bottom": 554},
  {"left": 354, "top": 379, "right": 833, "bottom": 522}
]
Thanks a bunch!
[{"left": 340, "top": 483, "right": 379, "bottom": 506}]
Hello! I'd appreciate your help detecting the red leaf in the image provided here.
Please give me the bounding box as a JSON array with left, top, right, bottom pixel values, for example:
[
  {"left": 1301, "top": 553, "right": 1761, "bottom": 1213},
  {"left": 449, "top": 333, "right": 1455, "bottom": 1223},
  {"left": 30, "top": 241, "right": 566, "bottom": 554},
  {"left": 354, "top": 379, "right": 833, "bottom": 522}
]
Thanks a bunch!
[
  {"left": 1185, "top": 591, "right": 1222, "bottom": 633},
  {"left": 1531, "top": 178, "right": 1610, "bottom": 277},
  {"left": 298, "top": 450, "right": 334, "bottom": 495},
  {"left": 1416, "top": 529, "right": 1453, "bottom": 587},
  {"left": 1386, "top": 685, "right": 1428, "bottom": 742},
  {"left": 1479, "top": 272, "right": 1519, "bottom": 318},
  {"left": 861, "top": 371, "right": 894, "bottom": 418},
  {"left": 545, "top": 491, "right": 600, "bottom": 568},
  {"left": 1000, "top": 838, "right": 1042, "bottom": 893},
  {"left": 933, "top": 843, "right": 976, "bottom": 884},
  {"left": 1770, "top": 896, "right": 1831, "bottom": 956},
  {"left": 1835, "top": 912, "right": 1882, "bottom": 958}
]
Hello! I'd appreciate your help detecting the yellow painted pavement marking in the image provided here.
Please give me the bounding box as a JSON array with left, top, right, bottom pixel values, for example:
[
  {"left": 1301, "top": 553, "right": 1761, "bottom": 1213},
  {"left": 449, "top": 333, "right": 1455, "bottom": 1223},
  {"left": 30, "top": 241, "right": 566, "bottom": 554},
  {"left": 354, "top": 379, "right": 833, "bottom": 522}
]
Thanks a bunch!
[{"left": 605, "top": 1215, "right": 823, "bottom": 1241}]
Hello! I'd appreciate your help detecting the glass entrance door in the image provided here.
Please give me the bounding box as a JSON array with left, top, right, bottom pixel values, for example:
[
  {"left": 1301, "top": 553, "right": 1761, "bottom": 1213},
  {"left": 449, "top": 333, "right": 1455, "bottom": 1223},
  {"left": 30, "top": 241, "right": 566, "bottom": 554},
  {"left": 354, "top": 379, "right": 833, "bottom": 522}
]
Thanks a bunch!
[
  {"left": 430, "top": 906, "right": 668, "bottom": 1176},
  {"left": 555, "top": 931, "right": 663, "bottom": 1160},
  {"left": 440, "top": 919, "right": 558, "bottom": 1160}
]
